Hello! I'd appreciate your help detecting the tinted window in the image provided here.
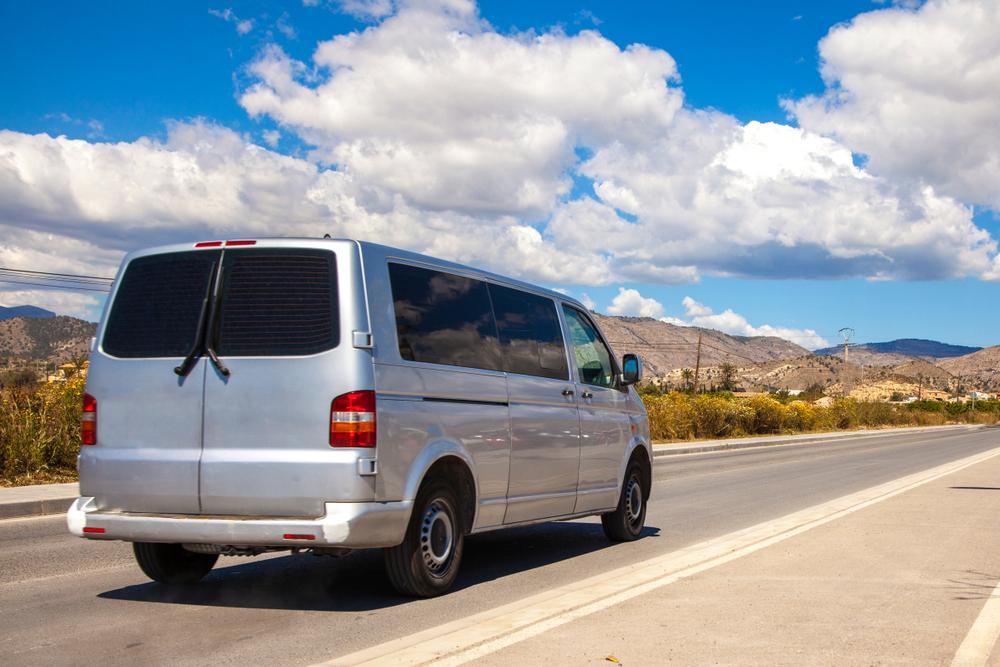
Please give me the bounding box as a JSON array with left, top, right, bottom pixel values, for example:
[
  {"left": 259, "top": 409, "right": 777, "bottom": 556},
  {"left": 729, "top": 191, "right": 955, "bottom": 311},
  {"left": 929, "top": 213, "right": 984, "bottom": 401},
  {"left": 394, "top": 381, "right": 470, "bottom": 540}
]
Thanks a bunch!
[
  {"left": 562, "top": 306, "right": 616, "bottom": 388},
  {"left": 490, "top": 284, "right": 567, "bottom": 380},
  {"left": 103, "top": 251, "right": 220, "bottom": 358},
  {"left": 216, "top": 250, "right": 338, "bottom": 356},
  {"left": 388, "top": 263, "right": 501, "bottom": 371}
]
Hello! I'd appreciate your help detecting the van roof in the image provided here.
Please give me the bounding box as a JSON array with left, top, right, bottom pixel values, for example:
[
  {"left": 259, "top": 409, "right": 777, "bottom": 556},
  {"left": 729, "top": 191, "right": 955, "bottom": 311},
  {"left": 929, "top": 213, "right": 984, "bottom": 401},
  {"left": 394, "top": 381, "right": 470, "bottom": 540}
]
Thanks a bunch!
[{"left": 119, "top": 237, "right": 589, "bottom": 311}]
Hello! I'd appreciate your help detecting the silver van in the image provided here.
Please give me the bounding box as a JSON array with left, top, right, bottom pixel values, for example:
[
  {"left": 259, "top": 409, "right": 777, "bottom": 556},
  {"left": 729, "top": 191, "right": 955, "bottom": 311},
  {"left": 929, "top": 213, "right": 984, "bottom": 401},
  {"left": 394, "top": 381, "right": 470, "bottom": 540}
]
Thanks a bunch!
[{"left": 67, "top": 238, "right": 651, "bottom": 596}]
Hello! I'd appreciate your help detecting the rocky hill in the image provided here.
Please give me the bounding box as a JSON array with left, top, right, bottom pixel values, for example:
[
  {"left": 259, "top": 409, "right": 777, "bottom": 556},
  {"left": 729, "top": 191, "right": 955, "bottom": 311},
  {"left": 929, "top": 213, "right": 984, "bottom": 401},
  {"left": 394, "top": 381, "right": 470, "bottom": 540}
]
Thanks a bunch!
[
  {"left": 938, "top": 346, "right": 1000, "bottom": 389},
  {"left": 0, "top": 316, "right": 95, "bottom": 363},
  {"left": 593, "top": 314, "right": 809, "bottom": 376}
]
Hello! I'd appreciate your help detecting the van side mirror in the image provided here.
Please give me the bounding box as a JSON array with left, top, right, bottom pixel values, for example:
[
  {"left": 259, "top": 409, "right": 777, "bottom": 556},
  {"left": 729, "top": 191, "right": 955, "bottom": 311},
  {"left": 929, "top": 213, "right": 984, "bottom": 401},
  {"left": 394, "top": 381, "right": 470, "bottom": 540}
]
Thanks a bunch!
[{"left": 621, "top": 353, "right": 642, "bottom": 386}]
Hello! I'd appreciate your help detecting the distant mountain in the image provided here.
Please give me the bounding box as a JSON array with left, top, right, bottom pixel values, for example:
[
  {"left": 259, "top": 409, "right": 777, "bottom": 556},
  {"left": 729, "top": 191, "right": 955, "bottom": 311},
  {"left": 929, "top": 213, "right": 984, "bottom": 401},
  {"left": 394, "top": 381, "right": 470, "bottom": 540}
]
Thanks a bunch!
[
  {"left": 0, "top": 315, "right": 95, "bottom": 362},
  {"left": 814, "top": 338, "right": 980, "bottom": 361},
  {"left": 0, "top": 305, "right": 55, "bottom": 320},
  {"left": 594, "top": 314, "right": 809, "bottom": 376}
]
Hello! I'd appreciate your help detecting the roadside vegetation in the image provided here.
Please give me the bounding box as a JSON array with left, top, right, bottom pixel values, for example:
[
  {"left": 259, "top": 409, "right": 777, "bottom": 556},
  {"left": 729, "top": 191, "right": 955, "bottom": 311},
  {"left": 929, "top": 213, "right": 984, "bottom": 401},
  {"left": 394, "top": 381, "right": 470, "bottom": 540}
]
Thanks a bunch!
[
  {"left": 639, "top": 387, "right": 1000, "bottom": 442},
  {"left": 2, "top": 372, "right": 999, "bottom": 484},
  {"left": 0, "top": 374, "right": 83, "bottom": 486}
]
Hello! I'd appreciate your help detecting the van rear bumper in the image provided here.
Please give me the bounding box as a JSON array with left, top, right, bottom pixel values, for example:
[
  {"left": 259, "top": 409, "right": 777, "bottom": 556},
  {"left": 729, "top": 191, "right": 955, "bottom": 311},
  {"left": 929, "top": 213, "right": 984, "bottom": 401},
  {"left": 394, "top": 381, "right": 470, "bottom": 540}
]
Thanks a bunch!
[{"left": 66, "top": 497, "right": 413, "bottom": 549}]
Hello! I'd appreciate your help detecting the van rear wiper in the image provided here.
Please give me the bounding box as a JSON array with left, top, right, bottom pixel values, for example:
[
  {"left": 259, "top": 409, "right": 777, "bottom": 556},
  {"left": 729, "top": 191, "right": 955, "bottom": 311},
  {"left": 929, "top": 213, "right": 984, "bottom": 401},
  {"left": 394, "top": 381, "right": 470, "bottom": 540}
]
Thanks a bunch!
[
  {"left": 174, "top": 289, "right": 212, "bottom": 377},
  {"left": 205, "top": 340, "right": 230, "bottom": 377}
]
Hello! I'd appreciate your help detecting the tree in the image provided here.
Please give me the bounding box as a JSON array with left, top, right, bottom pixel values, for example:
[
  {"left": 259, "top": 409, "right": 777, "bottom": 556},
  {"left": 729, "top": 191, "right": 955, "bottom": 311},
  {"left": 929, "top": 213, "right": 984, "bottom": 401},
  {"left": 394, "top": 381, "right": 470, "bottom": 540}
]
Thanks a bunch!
[
  {"left": 719, "top": 363, "right": 737, "bottom": 391},
  {"left": 680, "top": 368, "right": 695, "bottom": 392}
]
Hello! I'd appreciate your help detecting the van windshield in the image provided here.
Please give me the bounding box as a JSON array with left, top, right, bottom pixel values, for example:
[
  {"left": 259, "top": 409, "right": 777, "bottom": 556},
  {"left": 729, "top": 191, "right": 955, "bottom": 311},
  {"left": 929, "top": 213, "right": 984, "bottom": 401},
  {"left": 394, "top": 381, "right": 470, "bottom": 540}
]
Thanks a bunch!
[{"left": 103, "top": 248, "right": 339, "bottom": 358}]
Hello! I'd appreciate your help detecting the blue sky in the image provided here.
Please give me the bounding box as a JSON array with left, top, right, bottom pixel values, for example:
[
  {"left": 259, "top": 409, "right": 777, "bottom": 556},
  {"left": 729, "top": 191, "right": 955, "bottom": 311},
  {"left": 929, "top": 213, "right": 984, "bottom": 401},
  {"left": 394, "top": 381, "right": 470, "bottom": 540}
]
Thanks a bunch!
[{"left": 1, "top": 0, "right": 998, "bottom": 348}]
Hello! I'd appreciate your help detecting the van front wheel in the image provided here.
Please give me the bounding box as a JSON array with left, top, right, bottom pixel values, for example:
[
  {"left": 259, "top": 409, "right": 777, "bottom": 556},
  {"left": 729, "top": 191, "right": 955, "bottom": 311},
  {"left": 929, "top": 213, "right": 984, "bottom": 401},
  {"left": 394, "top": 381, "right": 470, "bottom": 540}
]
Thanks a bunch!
[
  {"left": 601, "top": 459, "right": 647, "bottom": 542},
  {"left": 384, "top": 478, "right": 464, "bottom": 597},
  {"left": 133, "top": 542, "right": 218, "bottom": 584}
]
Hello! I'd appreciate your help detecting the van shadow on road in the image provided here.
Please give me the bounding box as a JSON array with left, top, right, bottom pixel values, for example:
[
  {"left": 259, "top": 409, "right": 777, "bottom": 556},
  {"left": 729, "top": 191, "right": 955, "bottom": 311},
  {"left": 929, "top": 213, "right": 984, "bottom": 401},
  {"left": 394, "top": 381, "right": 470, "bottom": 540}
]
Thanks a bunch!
[{"left": 98, "top": 520, "right": 660, "bottom": 612}]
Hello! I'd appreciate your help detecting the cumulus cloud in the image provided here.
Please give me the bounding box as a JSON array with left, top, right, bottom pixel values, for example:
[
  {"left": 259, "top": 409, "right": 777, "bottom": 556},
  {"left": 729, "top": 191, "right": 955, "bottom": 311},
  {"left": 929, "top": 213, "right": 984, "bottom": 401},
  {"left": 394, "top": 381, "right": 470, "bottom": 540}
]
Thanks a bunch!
[
  {"left": 239, "top": 0, "right": 998, "bottom": 281},
  {"left": 663, "top": 296, "right": 829, "bottom": 350},
  {"left": 0, "top": 121, "right": 614, "bottom": 293},
  {"left": 606, "top": 287, "right": 666, "bottom": 319},
  {"left": 2, "top": 0, "right": 1000, "bottom": 316},
  {"left": 788, "top": 0, "right": 1000, "bottom": 209}
]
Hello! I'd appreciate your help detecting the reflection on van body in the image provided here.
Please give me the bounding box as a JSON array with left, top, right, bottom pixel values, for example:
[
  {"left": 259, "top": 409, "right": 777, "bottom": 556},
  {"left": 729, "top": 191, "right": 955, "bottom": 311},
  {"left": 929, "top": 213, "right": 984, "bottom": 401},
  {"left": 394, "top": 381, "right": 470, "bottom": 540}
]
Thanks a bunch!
[{"left": 68, "top": 238, "right": 651, "bottom": 597}]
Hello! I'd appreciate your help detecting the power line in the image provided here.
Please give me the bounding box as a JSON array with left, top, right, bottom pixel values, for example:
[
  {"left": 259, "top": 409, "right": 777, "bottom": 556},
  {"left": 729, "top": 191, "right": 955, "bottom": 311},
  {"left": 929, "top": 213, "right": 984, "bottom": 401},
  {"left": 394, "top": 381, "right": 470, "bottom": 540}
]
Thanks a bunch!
[
  {"left": 0, "top": 278, "right": 111, "bottom": 293},
  {"left": 0, "top": 266, "right": 113, "bottom": 282}
]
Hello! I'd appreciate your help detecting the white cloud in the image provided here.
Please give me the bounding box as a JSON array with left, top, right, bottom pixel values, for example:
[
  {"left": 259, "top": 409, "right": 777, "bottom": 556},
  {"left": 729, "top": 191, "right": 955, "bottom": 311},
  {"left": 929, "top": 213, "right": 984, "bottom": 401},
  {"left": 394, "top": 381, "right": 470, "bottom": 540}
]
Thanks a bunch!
[
  {"left": 788, "top": 0, "right": 1000, "bottom": 209},
  {"left": 0, "top": 121, "right": 615, "bottom": 308},
  {"left": 261, "top": 129, "right": 281, "bottom": 147},
  {"left": 1, "top": 0, "right": 999, "bottom": 309},
  {"left": 239, "top": 1, "right": 998, "bottom": 281},
  {"left": 579, "top": 293, "right": 597, "bottom": 311},
  {"left": 666, "top": 296, "right": 829, "bottom": 350},
  {"left": 209, "top": 8, "right": 254, "bottom": 34},
  {"left": 606, "top": 287, "right": 665, "bottom": 319}
]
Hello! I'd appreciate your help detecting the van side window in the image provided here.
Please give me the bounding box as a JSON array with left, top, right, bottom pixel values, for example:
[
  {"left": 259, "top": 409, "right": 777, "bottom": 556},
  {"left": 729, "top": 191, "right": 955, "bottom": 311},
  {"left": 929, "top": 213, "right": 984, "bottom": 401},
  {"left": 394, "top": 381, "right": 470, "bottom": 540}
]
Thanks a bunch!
[
  {"left": 103, "top": 251, "right": 220, "bottom": 358},
  {"left": 562, "top": 306, "right": 616, "bottom": 388},
  {"left": 489, "top": 284, "right": 568, "bottom": 380},
  {"left": 388, "top": 263, "right": 501, "bottom": 371},
  {"left": 216, "top": 250, "right": 339, "bottom": 356}
]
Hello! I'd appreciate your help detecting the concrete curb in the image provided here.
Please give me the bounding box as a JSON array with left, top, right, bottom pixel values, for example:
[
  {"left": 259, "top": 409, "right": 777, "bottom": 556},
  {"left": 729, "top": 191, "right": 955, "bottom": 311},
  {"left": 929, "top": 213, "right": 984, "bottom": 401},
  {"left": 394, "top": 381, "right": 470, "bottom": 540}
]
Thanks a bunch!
[
  {"left": 0, "top": 482, "right": 79, "bottom": 520},
  {"left": 651, "top": 424, "right": 979, "bottom": 458},
  {"left": 0, "top": 497, "right": 76, "bottom": 520}
]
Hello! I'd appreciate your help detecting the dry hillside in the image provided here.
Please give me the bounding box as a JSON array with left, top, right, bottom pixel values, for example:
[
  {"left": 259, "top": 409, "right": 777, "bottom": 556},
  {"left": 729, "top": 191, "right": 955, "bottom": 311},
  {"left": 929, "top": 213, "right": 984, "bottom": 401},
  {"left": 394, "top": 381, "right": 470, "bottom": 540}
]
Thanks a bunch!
[
  {"left": 938, "top": 346, "right": 1000, "bottom": 389},
  {"left": 0, "top": 316, "right": 95, "bottom": 363},
  {"left": 593, "top": 314, "right": 808, "bottom": 377}
]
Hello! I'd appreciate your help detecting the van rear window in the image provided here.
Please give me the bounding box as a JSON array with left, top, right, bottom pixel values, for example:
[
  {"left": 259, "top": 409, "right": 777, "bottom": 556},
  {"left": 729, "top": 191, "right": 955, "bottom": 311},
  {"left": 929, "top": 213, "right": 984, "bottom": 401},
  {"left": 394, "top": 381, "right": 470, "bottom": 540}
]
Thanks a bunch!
[
  {"left": 216, "top": 250, "right": 339, "bottom": 357},
  {"left": 103, "top": 251, "right": 220, "bottom": 358},
  {"left": 102, "top": 248, "right": 338, "bottom": 359}
]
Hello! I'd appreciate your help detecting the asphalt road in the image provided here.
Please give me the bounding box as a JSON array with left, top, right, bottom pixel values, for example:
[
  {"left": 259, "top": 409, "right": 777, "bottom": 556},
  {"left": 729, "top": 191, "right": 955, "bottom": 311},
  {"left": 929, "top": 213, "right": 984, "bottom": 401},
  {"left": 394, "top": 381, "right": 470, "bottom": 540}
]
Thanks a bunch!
[{"left": 2, "top": 426, "right": 998, "bottom": 666}]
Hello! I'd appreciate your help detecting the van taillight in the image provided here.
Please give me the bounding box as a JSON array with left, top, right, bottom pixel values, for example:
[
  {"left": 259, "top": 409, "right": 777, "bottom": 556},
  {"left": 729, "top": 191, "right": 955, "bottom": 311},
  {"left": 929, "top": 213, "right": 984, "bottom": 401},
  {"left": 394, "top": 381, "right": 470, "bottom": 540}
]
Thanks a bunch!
[
  {"left": 330, "top": 390, "right": 376, "bottom": 448},
  {"left": 81, "top": 393, "right": 97, "bottom": 446}
]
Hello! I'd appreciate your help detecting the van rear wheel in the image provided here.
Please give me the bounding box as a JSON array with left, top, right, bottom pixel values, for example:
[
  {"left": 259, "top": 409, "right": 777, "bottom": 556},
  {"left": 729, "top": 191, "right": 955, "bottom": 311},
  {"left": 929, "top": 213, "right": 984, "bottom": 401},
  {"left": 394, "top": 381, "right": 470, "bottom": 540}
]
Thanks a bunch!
[
  {"left": 384, "top": 478, "right": 464, "bottom": 597},
  {"left": 133, "top": 542, "right": 218, "bottom": 584},
  {"left": 601, "top": 459, "right": 647, "bottom": 542}
]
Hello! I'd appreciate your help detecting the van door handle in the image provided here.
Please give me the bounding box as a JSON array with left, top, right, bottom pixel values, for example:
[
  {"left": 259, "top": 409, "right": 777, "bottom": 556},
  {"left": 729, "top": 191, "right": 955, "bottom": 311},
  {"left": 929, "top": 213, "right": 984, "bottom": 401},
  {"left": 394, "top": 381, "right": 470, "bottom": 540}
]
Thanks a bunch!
[
  {"left": 561, "top": 388, "right": 575, "bottom": 396},
  {"left": 581, "top": 390, "right": 594, "bottom": 399}
]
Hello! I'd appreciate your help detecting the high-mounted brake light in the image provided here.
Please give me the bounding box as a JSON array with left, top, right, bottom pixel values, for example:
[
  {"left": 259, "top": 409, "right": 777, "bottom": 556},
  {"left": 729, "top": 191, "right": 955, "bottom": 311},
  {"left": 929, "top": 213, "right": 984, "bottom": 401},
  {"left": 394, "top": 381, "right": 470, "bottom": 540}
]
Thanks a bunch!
[
  {"left": 194, "top": 241, "right": 223, "bottom": 248},
  {"left": 224, "top": 239, "right": 257, "bottom": 246},
  {"left": 81, "top": 393, "right": 97, "bottom": 446},
  {"left": 330, "top": 390, "right": 376, "bottom": 448}
]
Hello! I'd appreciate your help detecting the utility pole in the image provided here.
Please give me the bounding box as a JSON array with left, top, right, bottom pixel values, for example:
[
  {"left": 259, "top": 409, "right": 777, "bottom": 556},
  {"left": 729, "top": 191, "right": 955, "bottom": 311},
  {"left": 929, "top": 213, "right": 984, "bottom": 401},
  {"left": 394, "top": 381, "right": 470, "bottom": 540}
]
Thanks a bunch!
[
  {"left": 838, "top": 327, "right": 854, "bottom": 396},
  {"left": 838, "top": 327, "right": 854, "bottom": 364},
  {"left": 693, "top": 331, "right": 703, "bottom": 394}
]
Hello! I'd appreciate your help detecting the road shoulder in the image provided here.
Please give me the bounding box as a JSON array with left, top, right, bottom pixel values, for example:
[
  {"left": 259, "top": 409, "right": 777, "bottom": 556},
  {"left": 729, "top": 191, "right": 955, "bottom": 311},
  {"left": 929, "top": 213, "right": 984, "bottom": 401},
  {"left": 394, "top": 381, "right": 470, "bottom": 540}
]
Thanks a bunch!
[{"left": 482, "top": 443, "right": 1000, "bottom": 665}]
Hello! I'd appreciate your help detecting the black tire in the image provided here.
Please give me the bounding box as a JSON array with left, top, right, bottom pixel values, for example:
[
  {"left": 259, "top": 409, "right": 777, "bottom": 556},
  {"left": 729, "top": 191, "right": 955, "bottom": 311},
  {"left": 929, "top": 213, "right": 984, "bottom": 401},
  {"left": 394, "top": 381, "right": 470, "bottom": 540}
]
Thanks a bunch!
[
  {"left": 384, "top": 478, "right": 465, "bottom": 597},
  {"left": 601, "top": 458, "right": 648, "bottom": 542},
  {"left": 132, "top": 542, "right": 218, "bottom": 584}
]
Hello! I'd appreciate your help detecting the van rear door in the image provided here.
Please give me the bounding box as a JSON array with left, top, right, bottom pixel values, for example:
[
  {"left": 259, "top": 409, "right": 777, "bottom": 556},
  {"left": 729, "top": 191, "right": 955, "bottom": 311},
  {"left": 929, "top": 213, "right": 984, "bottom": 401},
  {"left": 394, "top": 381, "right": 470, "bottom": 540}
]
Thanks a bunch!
[
  {"left": 199, "top": 245, "right": 372, "bottom": 517},
  {"left": 81, "top": 250, "right": 221, "bottom": 514}
]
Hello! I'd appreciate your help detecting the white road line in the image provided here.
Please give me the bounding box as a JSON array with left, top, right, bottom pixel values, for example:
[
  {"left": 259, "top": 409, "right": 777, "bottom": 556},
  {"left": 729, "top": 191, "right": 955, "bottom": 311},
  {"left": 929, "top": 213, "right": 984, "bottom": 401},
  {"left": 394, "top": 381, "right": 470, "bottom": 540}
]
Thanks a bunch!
[
  {"left": 952, "top": 577, "right": 1000, "bottom": 667},
  {"left": 316, "top": 445, "right": 1000, "bottom": 667}
]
